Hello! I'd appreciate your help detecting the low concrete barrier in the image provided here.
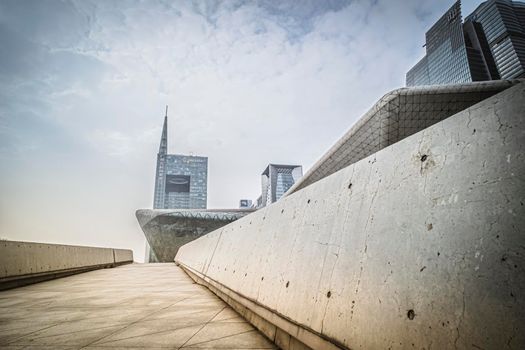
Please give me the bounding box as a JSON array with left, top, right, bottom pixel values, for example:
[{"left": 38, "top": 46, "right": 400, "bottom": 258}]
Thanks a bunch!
[
  {"left": 113, "top": 248, "right": 134, "bottom": 264},
  {"left": 0, "top": 241, "right": 133, "bottom": 290},
  {"left": 176, "top": 82, "right": 525, "bottom": 349}
]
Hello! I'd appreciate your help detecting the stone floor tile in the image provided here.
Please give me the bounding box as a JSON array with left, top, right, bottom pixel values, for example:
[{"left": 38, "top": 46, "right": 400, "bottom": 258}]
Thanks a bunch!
[
  {"left": 0, "top": 264, "right": 275, "bottom": 349},
  {"left": 212, "top": 308, "right": 245, "bottom": 322},
  {"left": 183, "top": 321, "right": 255, "bottom": 347},
  {"left": 91, "top": 323, "right": 202, "bottom": 348},
  {"left": 9, "top": 324, "right": 124, "bottom": 347}
]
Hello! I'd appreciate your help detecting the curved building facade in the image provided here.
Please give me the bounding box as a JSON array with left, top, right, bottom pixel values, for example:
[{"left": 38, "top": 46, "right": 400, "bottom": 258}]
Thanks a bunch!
[{"left": 137, "top": 209, "right": 254, "bottom": 262}]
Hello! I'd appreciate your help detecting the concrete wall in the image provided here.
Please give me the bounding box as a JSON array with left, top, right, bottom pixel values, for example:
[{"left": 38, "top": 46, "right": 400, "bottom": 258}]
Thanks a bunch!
[
  {"left": 113, "top": 248, "right": 134, "bottom": 264},
  {"left": 0, "top": 241, "right": 133, "bottom": 289},
  {"left": 175, "top": 82, "right": 525, "bottom": 349},
  {"left": 287, "top": 80, "right": 519, "bottom": 195}
]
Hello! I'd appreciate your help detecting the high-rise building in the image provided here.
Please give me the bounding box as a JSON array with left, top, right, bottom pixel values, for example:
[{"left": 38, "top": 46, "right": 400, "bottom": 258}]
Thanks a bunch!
[
  {"left": 153, "top": 107, "right": 207, "bottom": 210},
  {"left": 406, "top": 0, "right": 525, "bottom": 86},
  {"left": 259, "top": 164, "right": 302, "bottom": 208},
  {"left": 407, "top": 1, "right": 471, "bottom": 86},
  {"left": 466, "top": 0, "right": 525, "bottom": 79},
  {"left": 239, "top": 199, "right": 253, "bottom": 208}
]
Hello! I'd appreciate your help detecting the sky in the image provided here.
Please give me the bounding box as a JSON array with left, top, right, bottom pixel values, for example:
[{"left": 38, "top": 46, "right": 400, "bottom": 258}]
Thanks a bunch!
[{"left": 0, "top": 0, "right": 482, "bottom": 262}]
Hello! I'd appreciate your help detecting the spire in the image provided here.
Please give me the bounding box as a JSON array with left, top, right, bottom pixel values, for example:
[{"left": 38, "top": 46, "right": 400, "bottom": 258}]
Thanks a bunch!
[{"left": 158, "top": 105, "right": 168, "bottom": 155}]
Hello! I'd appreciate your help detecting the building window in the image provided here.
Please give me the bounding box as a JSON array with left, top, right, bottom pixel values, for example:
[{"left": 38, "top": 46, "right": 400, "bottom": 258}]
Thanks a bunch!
[{"left": 165, "top": 175, "right": 191, "bottom": 193}]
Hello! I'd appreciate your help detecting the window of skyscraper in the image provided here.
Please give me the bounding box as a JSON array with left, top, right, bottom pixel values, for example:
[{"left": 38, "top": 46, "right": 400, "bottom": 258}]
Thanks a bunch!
[{"left": 165, "top": 175, "right": 191, "bottom": 193}]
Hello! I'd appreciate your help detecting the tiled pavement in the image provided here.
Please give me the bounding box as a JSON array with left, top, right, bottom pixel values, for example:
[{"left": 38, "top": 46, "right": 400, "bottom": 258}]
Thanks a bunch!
[{"left": 0, "top": 263, "right": 277, "bottom": 349}]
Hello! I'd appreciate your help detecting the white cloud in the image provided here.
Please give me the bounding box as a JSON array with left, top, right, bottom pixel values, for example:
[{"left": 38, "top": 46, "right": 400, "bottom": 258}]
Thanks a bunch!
[{"left": 87, "top": 127, "right": 160, "bottom": 157}]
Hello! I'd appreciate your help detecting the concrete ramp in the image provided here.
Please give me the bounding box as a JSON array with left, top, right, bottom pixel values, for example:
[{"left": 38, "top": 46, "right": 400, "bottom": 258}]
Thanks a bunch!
[
  {"left": 0, "top": 264, "right": 276, "bottom": 349},
  {"left": 175, "top": 82, "right": 525, "bottom": 349}
]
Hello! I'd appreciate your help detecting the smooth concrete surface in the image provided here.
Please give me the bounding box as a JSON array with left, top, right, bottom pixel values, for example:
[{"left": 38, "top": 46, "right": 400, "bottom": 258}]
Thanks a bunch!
[
  {"left": 113, "top": 248, "right": 134, "bottom": 264},
  {"left": 0, "top": 263, "right": 277, "bottom": 349},
  {"left": 176, "top": 81, "right": 525, "bottom": 350},
  {"left": 136, "top": 209, "right": 254, "bottom": 262},
  {"left": 0, "top": 241, "right": 133, "bottom": 290}
]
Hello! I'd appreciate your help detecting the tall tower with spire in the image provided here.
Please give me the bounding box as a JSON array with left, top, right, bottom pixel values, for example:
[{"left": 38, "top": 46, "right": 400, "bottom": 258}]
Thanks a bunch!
[
  {"left": 153, "top": 106, "right": 169, "bottom": 209},
  {"left": 152, "top": 106, "right": 208, "bottom": 210}
]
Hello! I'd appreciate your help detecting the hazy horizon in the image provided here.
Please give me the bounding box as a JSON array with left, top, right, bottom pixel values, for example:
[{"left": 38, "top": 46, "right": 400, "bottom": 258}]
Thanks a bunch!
[{"left": 0, "top": 0, "right": 483, "bottom": 262}]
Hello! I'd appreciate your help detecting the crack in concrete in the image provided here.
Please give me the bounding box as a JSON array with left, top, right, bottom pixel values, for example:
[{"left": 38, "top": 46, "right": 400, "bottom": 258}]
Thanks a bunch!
[
  {"left": 204, "top": 229, "right": 225, "bottom": 276},
  {"left": 453, "top": 288, "right": 466, "bottom": 350},
  {"left": 350, "top": 166, "right": 380, "bottom": 322}
]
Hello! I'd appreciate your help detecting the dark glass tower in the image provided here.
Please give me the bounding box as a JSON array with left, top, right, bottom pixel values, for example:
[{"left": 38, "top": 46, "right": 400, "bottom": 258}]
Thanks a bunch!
[
  {"left": 406, "top": 0, "right": 525, "bottom": 86},
  {"left": 466, "top": 0, "right": 525, "bottom": 79},
  {"left": 407, "top": 1, "right": 471, "bottom": 86}
]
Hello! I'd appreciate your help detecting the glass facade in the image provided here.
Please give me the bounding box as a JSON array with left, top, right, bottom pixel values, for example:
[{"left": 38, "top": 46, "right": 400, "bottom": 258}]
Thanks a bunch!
[
  {"left": 275, "top": 172, "right": 295, "bottom": 200},
  {"left": 427, "top": 38, "right": 472, "bottom": 84},
  {"left": 163, "top": 155, "right": 207, "bottom": 209},
  {"left": 406, "top": 57, "right": 430, "bottom": 86},
  {"left": 153, "top": 115, "right": 208, "bottom": 210},
  {"left": 467, "top": 0, "right": 525, "bottom": 79},
  {"left": 260, "top": 164, "right": 302, "bottom": 207},
  {"left": 407, "top": 1, "right": 471, "bottom": 86},
  {"left": 406, "top": 0, "right": 525, "bottom": 86}
]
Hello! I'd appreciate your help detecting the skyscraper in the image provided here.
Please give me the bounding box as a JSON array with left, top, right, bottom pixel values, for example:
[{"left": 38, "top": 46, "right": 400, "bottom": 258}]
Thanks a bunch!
[
  {"left": 239, "top": 199, "right": 253, "bottom": 208},
  {"left": 259, "top": 164, "right": 302, "bottom": 208},
  {"left": 407, "top": 1, "right": 471, "bottom": 86},
  {"left": 153, "top": 107, "right": 207, "bottom": 210},
  {"left": 406, "top": 0, "right": 525, "bottom": 86},
  {"left": 466, "top": 0, "right": 525, "bottom": 79}
]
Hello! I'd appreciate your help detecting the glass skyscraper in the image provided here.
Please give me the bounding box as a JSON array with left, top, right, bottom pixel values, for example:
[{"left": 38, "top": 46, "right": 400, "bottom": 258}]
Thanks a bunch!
[
  {"left": 407, "top": 1, "right": 471, "bottom": 86},
  {"left": 407, "top": 0, "right": 525, "bottom": 86},
  {"left": 259, "top": 164, "right": 302, "bottom": 207},
  {"left": 466, "top": 0, "right": 525, "bottom": 79},
  {"left": 153, "top": 108, "right": 207, "bottom": 210}
]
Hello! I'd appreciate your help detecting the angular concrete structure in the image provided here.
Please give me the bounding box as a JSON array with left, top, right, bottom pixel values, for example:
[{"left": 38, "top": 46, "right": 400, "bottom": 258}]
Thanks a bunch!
[
  {"left": 136, "top": 209, "right": 254, "bottom": 262},
  {"left": 175, "top": 81, "right": 525, "bottom": 349},
  {"left": 288, "top": 79, "right": 520, "bottom": 194}
]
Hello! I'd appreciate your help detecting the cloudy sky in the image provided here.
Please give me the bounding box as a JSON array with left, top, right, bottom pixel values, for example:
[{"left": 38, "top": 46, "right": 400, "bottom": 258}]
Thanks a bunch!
[{"left": 0, "top": 0, "right": 482, "bottom": 262}]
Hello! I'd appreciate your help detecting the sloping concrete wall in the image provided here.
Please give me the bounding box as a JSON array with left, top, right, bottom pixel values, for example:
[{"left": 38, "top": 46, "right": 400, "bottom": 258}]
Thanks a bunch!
[
  {"left": 176, "top": 82, "right": 525, "bottom": 349},
  {"left": 287, "top": 80, "right": 520, "bottom": 194},
  {"left": 0, "top": 241, "right": 133, "bottom": 289}
]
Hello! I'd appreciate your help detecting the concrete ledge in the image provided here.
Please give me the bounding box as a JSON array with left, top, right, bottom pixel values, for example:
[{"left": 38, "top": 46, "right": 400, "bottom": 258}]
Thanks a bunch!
[
  {"left": 287, "top": 79, "right": 521, "bottom": 194},
  {"left": 180, "top": 263, "right": 339, "bottom": 350},
  {"left": 176, "top": 82, "right": 525, "bottom": 349},
  {"left": 0, "top": 241, "right": 133, "bottom": 290}
]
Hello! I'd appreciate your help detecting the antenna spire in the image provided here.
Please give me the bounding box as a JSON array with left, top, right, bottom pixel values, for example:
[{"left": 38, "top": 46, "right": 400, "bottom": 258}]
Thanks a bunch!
[{"left": 158, "top": 106, "right": 168, "bottom": 155}]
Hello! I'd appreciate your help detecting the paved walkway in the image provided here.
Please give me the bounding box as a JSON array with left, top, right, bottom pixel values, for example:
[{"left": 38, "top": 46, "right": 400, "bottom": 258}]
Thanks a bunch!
[{"left": 0, "top": 263, "right": 277, "bottom": 349}]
